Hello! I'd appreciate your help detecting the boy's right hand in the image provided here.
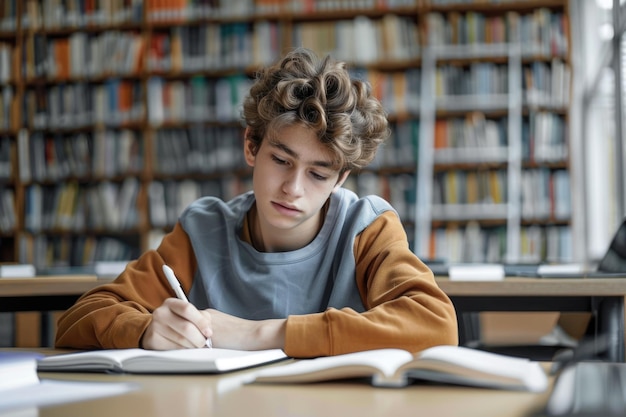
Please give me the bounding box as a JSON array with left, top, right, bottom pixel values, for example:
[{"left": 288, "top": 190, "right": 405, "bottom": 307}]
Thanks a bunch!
[{"left": 141, "top": 298, "right": 213, "bottom": 350}]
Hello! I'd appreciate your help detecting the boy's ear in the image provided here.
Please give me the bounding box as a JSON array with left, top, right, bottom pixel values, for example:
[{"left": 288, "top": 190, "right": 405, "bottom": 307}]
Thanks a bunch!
[
  {"left": 333, "top": 170, "right": 351, "bottom": 191},
  {"left": 243, "top": 128, "right": 256, "bottom": 167}
]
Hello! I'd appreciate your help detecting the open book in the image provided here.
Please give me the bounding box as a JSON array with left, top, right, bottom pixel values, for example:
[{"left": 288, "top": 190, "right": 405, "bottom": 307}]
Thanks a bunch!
[
  {"left": 38, "top": 348, "right": 288, "bottom": 374},
  {"left": 250, "top": 345, "right": 548, "bottom": 392}
]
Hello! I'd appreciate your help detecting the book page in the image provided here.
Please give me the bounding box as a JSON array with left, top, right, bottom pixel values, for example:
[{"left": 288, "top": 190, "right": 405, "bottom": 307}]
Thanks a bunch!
[
  {"left": 401, "top": 345, "right": 548, "bottom": 392},
  {"left": 38, "top": 348, "right": 287, "bottom": 374},
  {"left": 38, "top": 349, "right": 144, "bottom": 372},
  {"left": 124, "top": 348, "right": 287, "bottom": 373},
  {"left": 251, "top": 349, "right": 414, "bottom": 385}
]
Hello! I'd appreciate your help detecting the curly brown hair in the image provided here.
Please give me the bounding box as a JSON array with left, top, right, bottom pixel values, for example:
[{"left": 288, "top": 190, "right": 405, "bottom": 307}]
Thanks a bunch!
[{"left": 242, "top": 48, "right": 390, "bottom": 173}]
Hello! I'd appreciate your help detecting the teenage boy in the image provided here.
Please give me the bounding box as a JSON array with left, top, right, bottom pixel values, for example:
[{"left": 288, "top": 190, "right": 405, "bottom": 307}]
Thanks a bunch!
[{"left": 55, "top": 48, "right": 458, "bottom": 357}]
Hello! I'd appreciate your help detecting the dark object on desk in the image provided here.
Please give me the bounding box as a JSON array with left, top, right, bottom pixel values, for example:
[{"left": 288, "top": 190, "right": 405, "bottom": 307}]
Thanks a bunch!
[
  {"left": 598, "top": 218, "right": 626, "bottom": 273},
  {"left": 550, "top": 334, "right": 612, "bottom": 375},
  {"left": 529, "top": 336, "right": 617, "bottom": 416},
  {"left": 532, "top": 361, "right": 626, "bottom": 416}
]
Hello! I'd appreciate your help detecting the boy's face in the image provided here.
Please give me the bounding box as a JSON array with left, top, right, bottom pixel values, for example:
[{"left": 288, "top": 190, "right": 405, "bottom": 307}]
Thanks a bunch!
[{"left": 244, "top": 124, "right": 349, "bottom": 248}]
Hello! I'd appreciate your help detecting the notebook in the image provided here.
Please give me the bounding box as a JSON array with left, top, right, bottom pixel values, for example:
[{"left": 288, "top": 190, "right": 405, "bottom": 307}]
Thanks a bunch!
[{"left": 37, "top": 348, "right": 288, "bottom": 374}]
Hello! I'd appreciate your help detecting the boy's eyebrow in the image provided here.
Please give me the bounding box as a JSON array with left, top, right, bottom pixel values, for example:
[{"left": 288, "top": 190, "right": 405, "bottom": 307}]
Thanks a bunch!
[{"left": 271, "top": 142, "right": 335, "bottom": 168}]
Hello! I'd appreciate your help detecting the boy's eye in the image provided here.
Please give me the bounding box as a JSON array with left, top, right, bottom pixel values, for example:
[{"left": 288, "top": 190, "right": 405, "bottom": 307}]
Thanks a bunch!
[
  {"left": 310, "top": 172, "right": 328, "bottom": 181},
  {"left": 272, "top": 155, "right": 288, "bottom": 165}
]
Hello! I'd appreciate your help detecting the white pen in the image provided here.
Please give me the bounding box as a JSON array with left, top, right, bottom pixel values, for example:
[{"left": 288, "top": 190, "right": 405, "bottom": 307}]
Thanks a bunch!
[{"left": 162, "top": 264, "right": 213, "bottom": 349}]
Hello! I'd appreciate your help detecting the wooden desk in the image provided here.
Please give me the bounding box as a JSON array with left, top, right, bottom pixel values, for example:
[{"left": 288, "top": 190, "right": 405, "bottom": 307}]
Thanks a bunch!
[
  {"left": 0, "top": 276, "right": 109, "bottom": 312},
  {"left": 33, "top": 364, "right": 552, "bottom": 417},
  {"left": 437, "top": 277, "right": 626, "bottom": 362},
  {"left": 0, "top": 276, "right": 111, "bottom": 346}
]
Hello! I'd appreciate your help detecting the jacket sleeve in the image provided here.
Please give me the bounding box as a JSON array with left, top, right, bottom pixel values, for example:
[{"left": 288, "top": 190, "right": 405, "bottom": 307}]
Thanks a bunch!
[
  {"left": 54, "top": 223, "right": 197, "bottom": 349},
  {"left": 283, "top": 211, "right": 459, "bottom": 358}
]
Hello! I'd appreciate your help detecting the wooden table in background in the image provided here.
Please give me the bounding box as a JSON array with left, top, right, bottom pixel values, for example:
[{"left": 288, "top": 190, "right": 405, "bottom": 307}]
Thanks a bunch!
[
  {"left": 0, "top": 276, "right": 111, "bottom": 346},
  {"left": 0, "top": 276, "right": 109, "bottom": 312},
  {"left": 437, "top": 276, "right": 626, "bottom": 362}
]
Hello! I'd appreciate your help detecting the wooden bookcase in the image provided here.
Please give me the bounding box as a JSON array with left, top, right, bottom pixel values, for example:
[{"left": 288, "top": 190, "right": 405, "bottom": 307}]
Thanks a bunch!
[{"left": 0, "top": 0, "right": 574, "bottom": 269}]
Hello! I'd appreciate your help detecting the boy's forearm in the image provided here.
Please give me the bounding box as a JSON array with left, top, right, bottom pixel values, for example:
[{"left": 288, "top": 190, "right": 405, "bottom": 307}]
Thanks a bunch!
[{"left": 254, "top": 318, "right": 287, "bottom": 350}]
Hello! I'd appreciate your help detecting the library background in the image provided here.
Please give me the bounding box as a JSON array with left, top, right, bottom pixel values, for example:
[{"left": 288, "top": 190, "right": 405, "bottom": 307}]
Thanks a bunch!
[{"left": 0, "top": 0, "right": 625, "bottom": 346}]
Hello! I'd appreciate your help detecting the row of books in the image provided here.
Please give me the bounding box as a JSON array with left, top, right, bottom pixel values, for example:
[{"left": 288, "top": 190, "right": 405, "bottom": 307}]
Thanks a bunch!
[
  {"left": 433, "top": 59, "right": 570, "bottom": 108},
  {"left": 21, "top": 174, "right": 266, "bottom": 236},
  {"left": 521, "top": 168, "right": 571, "bottom": 221},
  {"left": 147, "top": 14, "right": 420, "bottom": 72},
  {"left": 426, "top": 8, "right": 569, "bottom": 57},
  {"left": 14, "top": 0, "right": 424, "bottom": 30},
  {"left": 523, "top": 59, "right": 571, "bottom": 109},
  {"left": 23, "top": 31, "right": 145, "bottom": 80},
  {"left": 23, "top": 178, "right": 140, "bottom": 234},
  {"left": 17, "top": 129, "right": 143, "bottom": 183},
  {"left": 147, "top": 68, "right": 421, "bottom": 126},
  {"left": 522, "top": 111, "right": 567, "bottom": 163},
  {"left": 18, "top": 234, "right": 139, "bottom": 269},
  {"left": 147, "top": 0, "right": 255, "bottom": 21},
  {"left": 13, "top": 119, "right": 417, "bottom": 185},
  {"left": 4, "top": 0, "right": 415, "bottom": 35},
  {"left": 148, "top": 22, "right": 278, "bottom": 73},
  {"left": 350, "top": 68, "right": 421, "bottom": 118},
  {"left": 428, "top": 223, "right": 573, "bottom": 264},
  {"left": 147, "top": 75, "right": 251, "bottom": 126},
  {"left": 432, "top": 167, "right": 571, "bottom": 221},
  {"left": 148, "top": 178, "right": 253, "bottom": 228},
  {"left": 294, "top": 15, "right": 421, "bottom": 65},
  {"left": 370, "top": 119, "right": 419, "bottom": 169},
  {"left": 435, "top": 63, "right": 508, "bottom": 97},
  {"left": 430, "top": 222, "right": 506, "bottom": 263},
  {"left": 433, "top": 169, "right": 508, "bottom": 206},
  {"left": 432, "top": 111, "right": 567, "bottom": 165},
  {"left": 18, "top": 0, "right": 429, "bottom": 29},
  {"left": 345, "top": 172, "right": 416, "bottom": 222},
  {"left": 257, "top": 0, "right": 419, "bottom": 14},
  {"left": 19, "top": 16, "right": 421, "bottom": 80},
  {"left": 20, "top": 0, "right": 142, "bottom": 29},
  {"left": 22, "top": 80, "right": 145, "bottom": 130},
  {"left": 145, "top": 0, "right": 421, "bottom": 22},
  {"left": 152, "top": 127, "right": 246, "bottom": 177},
  {"left": 434, "top": 113, "right": 508, "bottom": 156},
  {"left": 429, "top": 0, "right": 538, "bottom": 4},
  {"left": 152, "top": 120, "right": 419, "bottom": 176}
]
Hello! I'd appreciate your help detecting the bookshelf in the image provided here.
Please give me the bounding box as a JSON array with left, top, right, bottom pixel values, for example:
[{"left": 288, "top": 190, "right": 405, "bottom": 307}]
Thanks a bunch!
[
  {"left": 414, "top": 0, "right": 573, "bottom": 264},
  {"left": 0, "top": 0, "right": 575, "bottom": 269}
]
